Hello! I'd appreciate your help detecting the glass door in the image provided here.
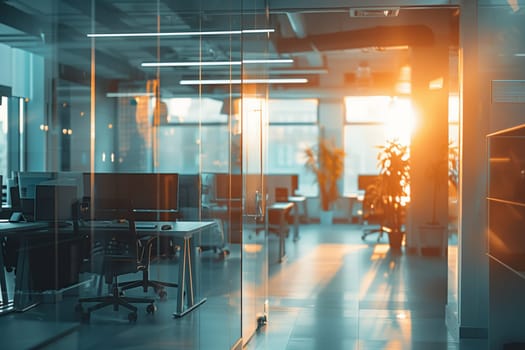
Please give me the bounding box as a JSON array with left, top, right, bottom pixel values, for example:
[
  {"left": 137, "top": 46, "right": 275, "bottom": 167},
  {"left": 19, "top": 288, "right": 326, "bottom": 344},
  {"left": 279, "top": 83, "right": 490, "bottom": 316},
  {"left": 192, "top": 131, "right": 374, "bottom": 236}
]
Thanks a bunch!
[
  {"left": 240, "top": 10, "right": 271, "bottom": 343},
  {"left": 83, "top": 1, "right": 246, "bottom": 349}
]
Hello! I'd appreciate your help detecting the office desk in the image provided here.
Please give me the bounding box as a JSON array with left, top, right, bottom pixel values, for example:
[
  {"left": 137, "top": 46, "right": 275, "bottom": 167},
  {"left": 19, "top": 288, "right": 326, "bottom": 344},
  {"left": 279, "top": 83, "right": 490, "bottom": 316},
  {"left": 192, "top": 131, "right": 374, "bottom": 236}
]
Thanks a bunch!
[
  {"left": 0, "top": 221, "right": 50, "bottom": 314},
  {"left": 268, "top": 203, "right": 293, "bottom": 263},
  {"left": 287, "top": 195, "right": 306, "bottom": 241},
  {"left": 136, "top": 221, "right": 214, "bottom": 318}
]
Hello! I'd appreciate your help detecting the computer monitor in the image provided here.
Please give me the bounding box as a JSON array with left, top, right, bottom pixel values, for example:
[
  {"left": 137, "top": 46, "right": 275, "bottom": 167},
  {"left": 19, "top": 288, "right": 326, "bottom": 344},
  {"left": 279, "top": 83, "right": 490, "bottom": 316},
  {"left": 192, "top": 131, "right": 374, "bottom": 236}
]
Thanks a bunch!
[
  {"left": 178, "top": 174, "right": 201, "bottom": 208},
  {"left": 214, "top": 173, "right": 242, "bottom": 201},
  {"left": 9, "top": 186, "right": 21, "bottom": 212},
  {"left": 34, "top": 184, "right": 78, "bottom": 224},
  {"left": 17, "top": 171, "right": 56, "bottom": 220},
  {"left": 17, "top": 171, "right": 55, "bottom": 200},
  {"left": 83, "top": 173, "right": 179, "bottom": 221}
]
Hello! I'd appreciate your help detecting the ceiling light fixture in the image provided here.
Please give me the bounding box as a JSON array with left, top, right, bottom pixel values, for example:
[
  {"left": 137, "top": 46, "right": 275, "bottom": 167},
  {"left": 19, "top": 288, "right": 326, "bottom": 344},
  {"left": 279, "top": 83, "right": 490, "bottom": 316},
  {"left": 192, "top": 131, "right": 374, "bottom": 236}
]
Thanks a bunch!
[
  {"left": 87, "top": 28, "right": 274, "bottom": 38},
  {"left": 141, "top": 58, "right": 293, "bottom": 68},
  {"left": 180, "top": 78, "right": 308, "bottom": 85},
  {"left": 106, "top": 92, "right": 154, "bottom": 98},
  {"left": 349, "top": 7, "right": 400, "bottom": 17}
]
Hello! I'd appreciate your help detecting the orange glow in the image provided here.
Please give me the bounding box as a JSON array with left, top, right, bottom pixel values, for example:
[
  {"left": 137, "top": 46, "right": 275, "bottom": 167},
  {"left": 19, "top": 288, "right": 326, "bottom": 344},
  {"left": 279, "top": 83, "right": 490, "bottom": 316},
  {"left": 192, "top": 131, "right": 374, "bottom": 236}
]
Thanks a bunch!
[
  {"left": 243, "top": 243, "right": 263, "bottom": 254},
  {"left": 384, "top": 97, "right": 414, "bottom": 146},
  {"left": 370, "top": 244, "right": 390, "bottom": 260},
  {"left": 429, "top": 77, "right": 444, "bottom": 90},
  {"left": 267, "top": 244, "right": 368, "bottom": 298}
]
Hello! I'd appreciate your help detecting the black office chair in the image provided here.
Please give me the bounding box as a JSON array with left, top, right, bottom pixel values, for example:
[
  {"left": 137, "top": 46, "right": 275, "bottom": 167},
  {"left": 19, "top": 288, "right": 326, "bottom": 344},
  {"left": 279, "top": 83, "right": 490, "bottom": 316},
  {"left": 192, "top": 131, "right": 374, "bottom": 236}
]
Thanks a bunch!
[
  {"left": 75, "top": 206, "right": 156, "bottom": 323},
  {"left": 361, "top": 184, "right": 390, "bottom": 242},
  {"left": 117, "top": 231, "right": 178, "bottom": 299}
]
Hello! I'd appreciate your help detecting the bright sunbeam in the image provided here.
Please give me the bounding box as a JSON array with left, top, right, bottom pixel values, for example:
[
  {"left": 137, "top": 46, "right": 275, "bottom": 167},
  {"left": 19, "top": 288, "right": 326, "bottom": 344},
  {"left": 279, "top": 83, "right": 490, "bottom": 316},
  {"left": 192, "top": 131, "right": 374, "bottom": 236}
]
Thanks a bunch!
[{"left": 384, "top": 97, "right": 414, "bottom": 146}]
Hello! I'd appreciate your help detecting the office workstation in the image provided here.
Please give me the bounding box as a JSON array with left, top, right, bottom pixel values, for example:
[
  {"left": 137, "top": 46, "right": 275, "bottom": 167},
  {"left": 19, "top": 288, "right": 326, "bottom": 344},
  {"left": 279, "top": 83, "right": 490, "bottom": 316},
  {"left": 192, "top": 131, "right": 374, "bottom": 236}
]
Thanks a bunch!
[
  {"left": 1, "top": 0, "right": 510, "bottom": 348},
  {"left": 0, "top": 171, "right": 219, "bottom": 319}
]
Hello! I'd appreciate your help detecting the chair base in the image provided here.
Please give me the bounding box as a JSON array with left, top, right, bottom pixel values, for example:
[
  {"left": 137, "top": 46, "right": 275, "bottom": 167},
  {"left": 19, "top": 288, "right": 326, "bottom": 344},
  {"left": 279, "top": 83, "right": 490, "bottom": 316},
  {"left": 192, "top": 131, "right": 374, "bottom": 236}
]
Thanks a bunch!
[
  {"left": 76, "top": 281, "right": 156, "bottom": 323},
  {"left": 361, "top": 226, "right": 391, "bottom": 242},
  {"left": 119, "top": 278, "right": 178, "bottom": 299}
]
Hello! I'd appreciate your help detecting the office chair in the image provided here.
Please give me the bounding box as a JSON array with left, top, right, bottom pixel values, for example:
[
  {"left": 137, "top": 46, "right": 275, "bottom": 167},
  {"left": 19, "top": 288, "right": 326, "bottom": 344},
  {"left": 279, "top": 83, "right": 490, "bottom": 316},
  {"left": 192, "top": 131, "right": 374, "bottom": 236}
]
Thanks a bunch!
[
  {"left": 361, "top": 184, "right": 390, "bottom": 242},
  {"left": 117, "top": 231, "right": 178, "bottom": 300},
  {"left": 75, "top": 206, "right": 156, "bottom": 323}
]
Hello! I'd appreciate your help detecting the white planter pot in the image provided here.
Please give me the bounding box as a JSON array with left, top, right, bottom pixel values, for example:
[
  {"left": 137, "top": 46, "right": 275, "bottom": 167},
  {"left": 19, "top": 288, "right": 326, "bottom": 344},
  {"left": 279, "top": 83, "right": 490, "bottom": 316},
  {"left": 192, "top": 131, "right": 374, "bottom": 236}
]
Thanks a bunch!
[{"left": 320, "top": 210, "right": 334, "bottom": 225}]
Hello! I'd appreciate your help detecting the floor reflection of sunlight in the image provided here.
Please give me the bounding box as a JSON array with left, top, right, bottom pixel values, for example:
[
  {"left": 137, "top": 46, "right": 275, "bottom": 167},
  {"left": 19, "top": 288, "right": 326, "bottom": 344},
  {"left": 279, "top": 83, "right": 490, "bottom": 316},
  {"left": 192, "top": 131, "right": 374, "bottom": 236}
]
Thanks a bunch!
[
  {"left": 370, "top": 244, "right": 391, "bottom": 260},
  {"left": 268, "top": 243, "right": 368, "bottom": 298}
]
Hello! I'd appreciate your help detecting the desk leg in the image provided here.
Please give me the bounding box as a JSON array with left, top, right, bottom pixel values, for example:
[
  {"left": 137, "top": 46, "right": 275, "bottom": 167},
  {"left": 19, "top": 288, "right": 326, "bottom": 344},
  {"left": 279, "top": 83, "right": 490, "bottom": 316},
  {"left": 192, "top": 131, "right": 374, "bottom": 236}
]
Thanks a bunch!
[
  {"left": 0, "top": 241, "right": 11, "bottom": 312},
  {"left": 279, "top": 215, "right": 287, "bottom": 263},
  {"left": 173, "top": 236, "right": 206, "bottom": 318},
  {"left": 293, "top": 203, "right": 300, "bottom": 241},
  {"left": 13, "top": 238, "right": 38, "bottom": 312}
]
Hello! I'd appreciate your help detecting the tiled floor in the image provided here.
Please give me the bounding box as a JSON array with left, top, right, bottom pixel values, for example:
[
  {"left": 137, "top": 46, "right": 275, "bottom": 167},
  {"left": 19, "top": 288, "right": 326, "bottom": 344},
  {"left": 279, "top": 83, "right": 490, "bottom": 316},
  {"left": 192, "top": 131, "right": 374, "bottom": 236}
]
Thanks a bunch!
[{"left": 0, "top": 223, "right": 487, "bottom": 349}]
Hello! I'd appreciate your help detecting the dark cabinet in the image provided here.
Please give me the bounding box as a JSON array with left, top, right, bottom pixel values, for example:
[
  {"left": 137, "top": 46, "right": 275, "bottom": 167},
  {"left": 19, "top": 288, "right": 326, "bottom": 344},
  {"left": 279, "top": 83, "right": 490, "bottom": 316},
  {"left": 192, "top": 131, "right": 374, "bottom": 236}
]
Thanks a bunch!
[{"left": 487, "top": 124, "right": 525, "bottom": 276}]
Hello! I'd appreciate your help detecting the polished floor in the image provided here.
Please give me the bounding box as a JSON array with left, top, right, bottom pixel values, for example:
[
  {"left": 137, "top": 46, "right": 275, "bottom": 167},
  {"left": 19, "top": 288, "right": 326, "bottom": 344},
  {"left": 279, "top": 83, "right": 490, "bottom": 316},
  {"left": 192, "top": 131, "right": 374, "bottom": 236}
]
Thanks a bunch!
[{"left": 0, "top": 223, "right": 487, "bottom": 349}]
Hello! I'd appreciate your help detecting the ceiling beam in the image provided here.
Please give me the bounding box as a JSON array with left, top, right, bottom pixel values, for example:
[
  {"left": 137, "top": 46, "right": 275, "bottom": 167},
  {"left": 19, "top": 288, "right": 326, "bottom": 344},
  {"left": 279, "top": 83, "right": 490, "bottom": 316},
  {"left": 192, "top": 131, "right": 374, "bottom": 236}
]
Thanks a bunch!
[{"left": 275, "top": 25, "right": 435, "bottom": 54}]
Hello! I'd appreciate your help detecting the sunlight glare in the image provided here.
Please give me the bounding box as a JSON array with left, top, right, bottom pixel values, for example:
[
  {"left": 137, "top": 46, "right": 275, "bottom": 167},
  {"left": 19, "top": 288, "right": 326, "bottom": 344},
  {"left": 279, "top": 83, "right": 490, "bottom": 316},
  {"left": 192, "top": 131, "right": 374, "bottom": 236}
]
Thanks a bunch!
[{"left": 384, "top": 97, "right": 414, "bottom": 146}]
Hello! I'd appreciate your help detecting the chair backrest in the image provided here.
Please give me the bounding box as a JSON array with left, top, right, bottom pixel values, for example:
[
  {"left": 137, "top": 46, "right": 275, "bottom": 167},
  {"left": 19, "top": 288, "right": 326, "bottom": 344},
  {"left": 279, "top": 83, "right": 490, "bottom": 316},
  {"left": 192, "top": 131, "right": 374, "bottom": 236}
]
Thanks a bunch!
[{"left": 78, "top": 203, "right": 139, "bottom": 283}]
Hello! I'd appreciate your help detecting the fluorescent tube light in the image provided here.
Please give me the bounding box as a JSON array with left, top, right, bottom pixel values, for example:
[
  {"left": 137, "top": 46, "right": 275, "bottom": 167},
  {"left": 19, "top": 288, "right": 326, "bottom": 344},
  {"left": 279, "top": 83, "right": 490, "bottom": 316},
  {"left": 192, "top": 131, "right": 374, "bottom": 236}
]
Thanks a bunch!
[
  {"left": 142, "top": 61, "right": 242, "bottom": 67},
  {"left": 141, "top": 59, "right": 293, "bottom": 68},
  {"left": 87, "top": 28, "right": 274, "bottom": 38},
  {"left": 180, "top": 78, "right": 308, "bottom": 85},
  {"left": 106, "top": 92, "right": 154, "bottom": 98},
  {"left": 242, "top": 59, "right": 293, "bottom": 64}
]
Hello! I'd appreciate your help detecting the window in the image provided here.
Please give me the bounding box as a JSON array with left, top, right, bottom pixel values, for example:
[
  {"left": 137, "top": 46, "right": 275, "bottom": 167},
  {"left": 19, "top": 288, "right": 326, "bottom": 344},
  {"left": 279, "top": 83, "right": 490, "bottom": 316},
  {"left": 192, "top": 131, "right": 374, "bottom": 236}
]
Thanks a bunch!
[
  {"left": 344, "top": 96, "right": 414, "bottom": 195},
  {"left": 156, "top": 97, "right": 229, "bottom": 173},
  {"left": 267, "top": 99, "right": 318, "bottom": 195}
]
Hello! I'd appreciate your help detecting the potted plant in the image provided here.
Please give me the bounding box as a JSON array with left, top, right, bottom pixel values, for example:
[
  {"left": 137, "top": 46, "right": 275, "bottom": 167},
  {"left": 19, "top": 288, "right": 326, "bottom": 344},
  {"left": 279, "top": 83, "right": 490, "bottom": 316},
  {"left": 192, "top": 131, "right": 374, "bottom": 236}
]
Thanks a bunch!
[
  {"left": 375, "top": 138, "right": 410, "bottom": 252},
  {"left": 304, "top": 134, "right": 345, "bottom": 224}
]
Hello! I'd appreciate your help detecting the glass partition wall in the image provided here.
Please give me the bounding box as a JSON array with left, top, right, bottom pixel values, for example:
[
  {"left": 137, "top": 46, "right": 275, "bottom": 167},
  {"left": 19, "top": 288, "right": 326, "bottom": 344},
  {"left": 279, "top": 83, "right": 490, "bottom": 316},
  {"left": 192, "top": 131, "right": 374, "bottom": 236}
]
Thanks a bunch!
[{"left": 0, "top": 1, "right": 272, "bottom": 349}]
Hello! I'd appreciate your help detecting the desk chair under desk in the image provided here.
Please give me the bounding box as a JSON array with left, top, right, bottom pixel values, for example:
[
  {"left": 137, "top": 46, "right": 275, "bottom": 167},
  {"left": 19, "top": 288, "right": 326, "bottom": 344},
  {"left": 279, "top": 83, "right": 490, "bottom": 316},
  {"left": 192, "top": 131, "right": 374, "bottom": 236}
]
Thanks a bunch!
[
  {"left": 75, "top": 209, "right": 156, "bottom": 323},
  {"left": 117, "top": 222, "right": 178, "bottom": 300},
  {"left": 135, "top": 221, "right": 214, "bottom": 317}
]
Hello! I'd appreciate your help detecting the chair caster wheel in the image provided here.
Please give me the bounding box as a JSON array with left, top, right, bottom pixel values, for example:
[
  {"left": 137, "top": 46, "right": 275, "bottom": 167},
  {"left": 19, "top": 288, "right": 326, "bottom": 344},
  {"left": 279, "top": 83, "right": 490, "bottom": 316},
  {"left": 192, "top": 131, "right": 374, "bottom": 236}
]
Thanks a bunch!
[
  {"left": 257, "top": 315, "right": 267, "bottom": 329},
  {"left": 158, "top": 289, "right": 167, "bottom": 300},
  {"left": 128, "top": 312, "right": 137, "bottom": 323},
  {"left": 146, "top": 303, "right": 157, "bottom": 314}
]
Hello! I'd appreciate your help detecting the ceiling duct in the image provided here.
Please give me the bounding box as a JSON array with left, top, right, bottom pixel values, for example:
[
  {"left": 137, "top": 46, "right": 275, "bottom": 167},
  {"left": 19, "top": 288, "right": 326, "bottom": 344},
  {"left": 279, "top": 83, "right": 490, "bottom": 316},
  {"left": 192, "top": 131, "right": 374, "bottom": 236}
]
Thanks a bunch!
[{"left": 349, "top": 7, "right": 400, "bottom": 18}]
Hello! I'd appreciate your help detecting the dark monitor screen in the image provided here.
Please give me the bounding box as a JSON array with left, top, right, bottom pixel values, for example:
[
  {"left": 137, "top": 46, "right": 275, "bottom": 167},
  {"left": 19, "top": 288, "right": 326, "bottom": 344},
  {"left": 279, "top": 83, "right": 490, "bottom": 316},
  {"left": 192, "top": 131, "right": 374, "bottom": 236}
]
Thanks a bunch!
[
  {"left": 17, "top": 172, "right": 55, "bottom": 200},
  {"left": 214, "top": 173, "right": 242, "bottom": 201},
  {"left": 17, "top": 172, "right": 56, "bottom": 220},
  {"left": 178, "top": 174, "right": 200, "bottom": 208},
  {"left": 10, "top": 186, "right": 21, "bottom": 211},
  {"left": 34, "top": 184, "right": 78, "bottom": 223},
  {"left": 83, "top": 173, "right": 179, "bottom": 220}
]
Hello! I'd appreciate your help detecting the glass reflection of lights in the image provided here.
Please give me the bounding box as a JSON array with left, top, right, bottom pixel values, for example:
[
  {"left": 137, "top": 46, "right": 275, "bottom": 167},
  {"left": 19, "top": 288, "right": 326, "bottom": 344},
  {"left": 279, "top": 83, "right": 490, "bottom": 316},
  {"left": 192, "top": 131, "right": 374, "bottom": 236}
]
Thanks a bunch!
[{"left": 87, "top": 28, "right": 275, "bottom": 38}]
